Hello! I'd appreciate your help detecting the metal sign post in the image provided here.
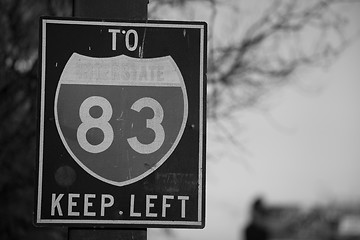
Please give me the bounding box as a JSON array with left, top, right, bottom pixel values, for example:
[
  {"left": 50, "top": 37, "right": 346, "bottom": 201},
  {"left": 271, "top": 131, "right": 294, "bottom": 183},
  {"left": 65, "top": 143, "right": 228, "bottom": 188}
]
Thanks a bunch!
[
  {"left": 73, "top": 0, "right": 148, "bottom": 20},
  {"left": 35, "top": 1, "right": 206, "bottom": 239}
]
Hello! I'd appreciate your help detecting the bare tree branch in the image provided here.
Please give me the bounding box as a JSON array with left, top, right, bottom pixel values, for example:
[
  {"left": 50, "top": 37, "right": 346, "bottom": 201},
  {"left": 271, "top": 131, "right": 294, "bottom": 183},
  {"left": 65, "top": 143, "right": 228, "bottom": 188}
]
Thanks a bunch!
[{"left": 204, "top": 0, "right": 357, "bottom": 118}]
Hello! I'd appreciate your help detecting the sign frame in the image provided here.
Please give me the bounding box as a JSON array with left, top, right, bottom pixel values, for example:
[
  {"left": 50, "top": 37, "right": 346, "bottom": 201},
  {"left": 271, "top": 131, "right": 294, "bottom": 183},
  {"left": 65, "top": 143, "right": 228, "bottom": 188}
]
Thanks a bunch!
[{"left": 35, "top": 17, "right": 206, "bottom": 228}]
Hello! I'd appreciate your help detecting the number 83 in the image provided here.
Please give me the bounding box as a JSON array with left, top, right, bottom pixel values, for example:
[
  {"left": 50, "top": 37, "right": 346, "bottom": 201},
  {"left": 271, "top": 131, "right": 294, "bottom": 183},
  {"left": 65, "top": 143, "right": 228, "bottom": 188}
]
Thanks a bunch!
[{"left": 77, "top": 96, "right": 165, "bottom": 154}]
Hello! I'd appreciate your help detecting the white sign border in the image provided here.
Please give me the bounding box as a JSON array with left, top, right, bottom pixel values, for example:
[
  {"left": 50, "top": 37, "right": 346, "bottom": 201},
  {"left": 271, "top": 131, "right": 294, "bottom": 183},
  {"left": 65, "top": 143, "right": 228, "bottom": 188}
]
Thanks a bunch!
[{"left": 37, "top": 18, "right": 206, "bottom": 227}]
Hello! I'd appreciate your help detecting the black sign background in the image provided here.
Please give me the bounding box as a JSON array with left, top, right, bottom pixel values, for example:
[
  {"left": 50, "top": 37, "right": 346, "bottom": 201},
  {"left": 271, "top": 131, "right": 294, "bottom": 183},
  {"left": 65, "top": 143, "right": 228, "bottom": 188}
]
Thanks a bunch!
[{"left": 35, "top": 17, "right": 206, "bottom": 228}]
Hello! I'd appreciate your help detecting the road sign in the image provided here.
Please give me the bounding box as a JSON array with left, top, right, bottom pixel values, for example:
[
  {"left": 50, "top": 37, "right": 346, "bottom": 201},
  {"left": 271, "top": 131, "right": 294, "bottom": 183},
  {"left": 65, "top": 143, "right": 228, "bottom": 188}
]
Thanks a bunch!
[{"left": 35, "top": 17, "right": 206, "bottom": 228}]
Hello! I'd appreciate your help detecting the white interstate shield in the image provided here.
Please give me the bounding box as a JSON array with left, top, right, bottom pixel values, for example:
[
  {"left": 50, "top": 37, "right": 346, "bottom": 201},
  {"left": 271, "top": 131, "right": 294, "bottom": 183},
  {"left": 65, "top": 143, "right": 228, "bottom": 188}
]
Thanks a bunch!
[{"left": 54, "top": 53, "right": 188, "bottom": 186}]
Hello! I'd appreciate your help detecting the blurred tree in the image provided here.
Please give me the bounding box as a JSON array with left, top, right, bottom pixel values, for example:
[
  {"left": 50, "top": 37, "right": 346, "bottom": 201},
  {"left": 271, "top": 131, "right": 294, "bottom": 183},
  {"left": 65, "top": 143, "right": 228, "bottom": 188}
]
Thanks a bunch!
[
  {"left": 0, "top": 1, "right": 71, "bottom": 239},
  {"left": 0, "top": 0, "right": 357, "bottom": 239}
]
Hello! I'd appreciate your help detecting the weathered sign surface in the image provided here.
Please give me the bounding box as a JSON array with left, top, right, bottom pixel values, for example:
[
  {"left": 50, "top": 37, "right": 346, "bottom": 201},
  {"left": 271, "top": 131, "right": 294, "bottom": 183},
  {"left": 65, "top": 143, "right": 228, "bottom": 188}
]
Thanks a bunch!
[{"left": 35, "top": 17, "right": 206, "bottom": 228}]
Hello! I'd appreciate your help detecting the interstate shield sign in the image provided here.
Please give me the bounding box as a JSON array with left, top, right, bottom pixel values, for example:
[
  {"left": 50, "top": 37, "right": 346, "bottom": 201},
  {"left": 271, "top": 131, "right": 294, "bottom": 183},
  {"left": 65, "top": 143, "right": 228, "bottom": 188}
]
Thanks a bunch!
[
  {"left": 36, "top": 18, "right": 206, "bottom": 228},
  {"left": 55, "top": 53, "right": 188, "bottom": 186}
]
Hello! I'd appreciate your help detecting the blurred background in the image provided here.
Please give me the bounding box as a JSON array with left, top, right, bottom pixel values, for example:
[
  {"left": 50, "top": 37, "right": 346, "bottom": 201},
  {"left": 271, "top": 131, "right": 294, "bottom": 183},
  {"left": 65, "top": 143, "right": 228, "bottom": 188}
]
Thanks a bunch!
[{"left": 1, "top": 0, "right": 360, "bottom": 239}]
